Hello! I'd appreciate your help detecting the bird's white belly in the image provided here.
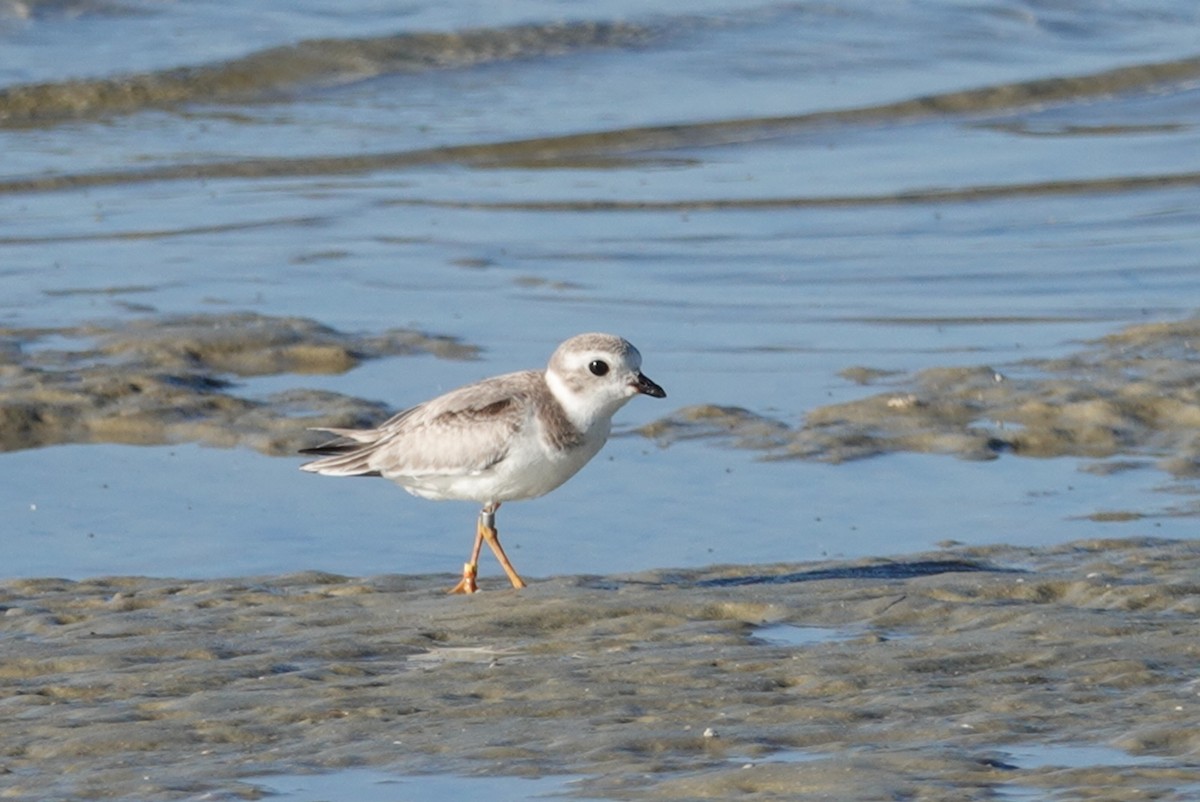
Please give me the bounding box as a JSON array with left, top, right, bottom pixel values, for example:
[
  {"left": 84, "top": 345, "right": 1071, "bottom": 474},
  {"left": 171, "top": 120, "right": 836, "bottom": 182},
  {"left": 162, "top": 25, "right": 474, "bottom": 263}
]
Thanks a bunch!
[{"left": 394, "top": 425, "right": 607, "bottom": 504}]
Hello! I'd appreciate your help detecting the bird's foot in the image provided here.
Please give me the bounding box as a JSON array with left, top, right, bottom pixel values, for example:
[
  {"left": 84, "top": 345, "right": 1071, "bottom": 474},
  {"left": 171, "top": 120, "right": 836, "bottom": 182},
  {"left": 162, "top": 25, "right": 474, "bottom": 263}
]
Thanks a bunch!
[{"left": 448, "top": 562, "right": 479, "bottom": 594}]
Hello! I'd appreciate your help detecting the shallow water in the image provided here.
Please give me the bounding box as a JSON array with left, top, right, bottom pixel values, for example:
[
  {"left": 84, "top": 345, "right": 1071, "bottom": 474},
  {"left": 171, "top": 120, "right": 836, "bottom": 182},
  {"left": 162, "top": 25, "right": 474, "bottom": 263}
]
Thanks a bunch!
[
  {"left": 3, "top": 1, "right": 1200, "bottom": 799},
  {"left": 246, "top": 768, "right": 597, "bottom": 802}
]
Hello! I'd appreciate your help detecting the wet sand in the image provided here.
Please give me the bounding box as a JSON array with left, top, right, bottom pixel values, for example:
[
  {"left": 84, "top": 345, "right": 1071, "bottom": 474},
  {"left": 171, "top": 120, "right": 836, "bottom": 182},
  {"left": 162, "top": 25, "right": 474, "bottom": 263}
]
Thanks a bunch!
[
  {"left": 3, "top": 537, "right": 1199, "bottom": 800},
  {"left": 644, "top": 317, "right": 1200, "bottom": 479},
  {"left": 0, "top": 312, "right": 476, "bottom": 456}
]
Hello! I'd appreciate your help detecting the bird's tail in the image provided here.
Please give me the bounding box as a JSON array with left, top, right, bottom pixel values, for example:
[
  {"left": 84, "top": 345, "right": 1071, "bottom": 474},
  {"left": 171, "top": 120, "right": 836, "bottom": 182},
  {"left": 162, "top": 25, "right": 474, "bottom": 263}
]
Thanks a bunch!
[{"left": 299, "top": 429, "right": 382, "bottom": 477}]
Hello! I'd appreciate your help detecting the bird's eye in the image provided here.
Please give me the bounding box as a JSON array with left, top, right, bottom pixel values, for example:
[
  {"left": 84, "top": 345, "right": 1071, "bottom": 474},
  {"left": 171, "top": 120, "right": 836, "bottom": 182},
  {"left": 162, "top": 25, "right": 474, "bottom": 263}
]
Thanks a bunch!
[{"left": 588, "top": 359, "right": 609, "bottom": 377}]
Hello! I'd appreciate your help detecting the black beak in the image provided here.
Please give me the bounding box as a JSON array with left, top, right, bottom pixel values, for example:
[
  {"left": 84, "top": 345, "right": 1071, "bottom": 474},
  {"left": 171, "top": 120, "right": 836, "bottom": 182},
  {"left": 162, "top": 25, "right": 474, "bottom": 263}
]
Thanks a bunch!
[{"left": 634, "top": 371, "right": 666, "bottom": 398}]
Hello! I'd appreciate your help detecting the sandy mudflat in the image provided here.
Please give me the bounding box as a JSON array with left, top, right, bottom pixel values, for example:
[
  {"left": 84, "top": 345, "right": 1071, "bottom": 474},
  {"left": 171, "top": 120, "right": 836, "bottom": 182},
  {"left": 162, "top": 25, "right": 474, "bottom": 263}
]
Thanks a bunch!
[
  {"left": 2, "top": 537, "right": 1199, "bottom": 801},
  {"left": 0, "top": 313, "right": 476, "bottom": 456},
  {"left": 642, "top": 317, "right": 1200, "bottom": 478}
]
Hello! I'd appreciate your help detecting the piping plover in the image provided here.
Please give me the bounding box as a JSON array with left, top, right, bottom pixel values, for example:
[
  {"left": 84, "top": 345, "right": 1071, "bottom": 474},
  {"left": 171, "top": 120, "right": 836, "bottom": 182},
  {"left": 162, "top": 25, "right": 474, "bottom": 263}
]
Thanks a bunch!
[{"left": 300, "top": 332, "right": 666, "bottom": 593}]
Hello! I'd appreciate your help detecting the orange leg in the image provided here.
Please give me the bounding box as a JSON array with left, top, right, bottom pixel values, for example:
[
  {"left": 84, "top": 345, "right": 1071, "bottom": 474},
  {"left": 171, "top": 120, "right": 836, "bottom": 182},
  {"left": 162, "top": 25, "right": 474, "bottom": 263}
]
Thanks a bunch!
[
  {"left": 479, "top": 503, "right": 528, "bottom": 590},
  {"left": 447, "top": 525, "right": 484, "bottom": 594},
  {"left": 447, "top": 502, "right": 527, "bottom": 593}
]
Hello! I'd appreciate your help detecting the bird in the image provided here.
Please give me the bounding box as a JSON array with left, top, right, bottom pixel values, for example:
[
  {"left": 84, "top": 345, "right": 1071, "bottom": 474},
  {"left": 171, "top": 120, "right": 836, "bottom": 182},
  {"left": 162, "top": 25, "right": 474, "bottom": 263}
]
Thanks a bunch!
[{"left": 299, "top": 332, "right": 666, "bottom": 593}]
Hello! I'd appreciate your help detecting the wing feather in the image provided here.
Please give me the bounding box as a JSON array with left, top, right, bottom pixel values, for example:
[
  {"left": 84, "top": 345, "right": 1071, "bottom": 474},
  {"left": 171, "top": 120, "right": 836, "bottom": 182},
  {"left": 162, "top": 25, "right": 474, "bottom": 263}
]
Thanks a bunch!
[{"left": 300, "top": 371, "right": 538, "bottom": 479}]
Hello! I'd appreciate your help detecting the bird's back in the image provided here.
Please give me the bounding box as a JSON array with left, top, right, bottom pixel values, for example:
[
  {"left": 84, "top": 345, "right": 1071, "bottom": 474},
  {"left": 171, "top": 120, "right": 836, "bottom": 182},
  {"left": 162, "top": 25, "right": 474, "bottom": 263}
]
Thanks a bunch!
[{"left": 300, "top": 370, "right": 548, "bottom": 488}]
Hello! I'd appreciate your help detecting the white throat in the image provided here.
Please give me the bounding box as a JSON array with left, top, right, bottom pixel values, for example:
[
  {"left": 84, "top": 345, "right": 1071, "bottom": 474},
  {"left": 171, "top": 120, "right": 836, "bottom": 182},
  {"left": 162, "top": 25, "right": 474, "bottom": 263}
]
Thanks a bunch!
[{"left": 545, "top": 368, "right": 612, "bottom": 434}]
